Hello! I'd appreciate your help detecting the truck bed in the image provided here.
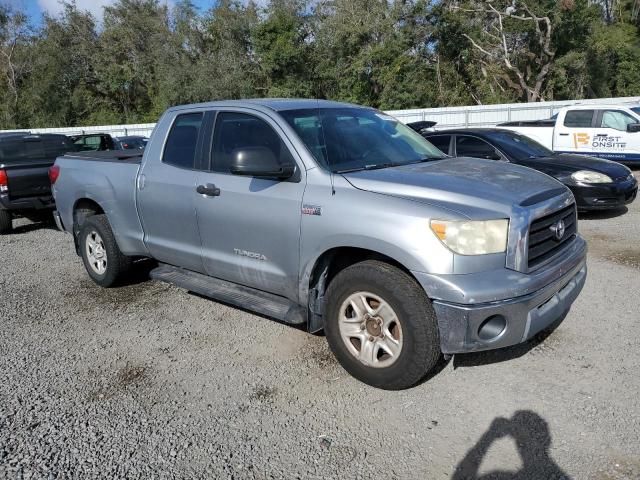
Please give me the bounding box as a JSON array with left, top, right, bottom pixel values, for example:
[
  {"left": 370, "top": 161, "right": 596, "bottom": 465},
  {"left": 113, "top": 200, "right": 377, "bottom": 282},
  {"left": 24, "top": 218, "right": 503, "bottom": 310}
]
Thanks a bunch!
[{"left": 498, "top": 119, "right": 556, "bottom": 127}]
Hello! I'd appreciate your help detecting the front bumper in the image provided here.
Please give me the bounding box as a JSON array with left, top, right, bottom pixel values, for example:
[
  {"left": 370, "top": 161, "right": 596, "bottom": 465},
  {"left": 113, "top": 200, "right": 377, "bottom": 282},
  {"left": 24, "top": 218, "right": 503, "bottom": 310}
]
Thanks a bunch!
[
  {"left": 413, "top": 236, "right": 587, "bottom": 354},
  {"left": 569, "top": 177, "right": 638, "bottom": 210}
]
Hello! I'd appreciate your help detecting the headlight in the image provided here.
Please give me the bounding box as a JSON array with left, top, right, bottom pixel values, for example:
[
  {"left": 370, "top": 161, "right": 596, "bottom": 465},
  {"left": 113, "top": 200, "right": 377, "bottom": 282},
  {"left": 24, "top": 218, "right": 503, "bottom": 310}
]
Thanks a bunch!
[
  {"left": 430, "top": 219, "right": 509, "bottom": 255},
  {"left": 571, "top": 170, "right": 612, "bottom": 184}
]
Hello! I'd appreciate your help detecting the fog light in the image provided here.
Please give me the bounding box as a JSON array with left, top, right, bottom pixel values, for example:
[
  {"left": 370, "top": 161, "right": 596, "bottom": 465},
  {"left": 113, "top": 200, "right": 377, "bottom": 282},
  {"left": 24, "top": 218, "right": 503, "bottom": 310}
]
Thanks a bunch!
[{"left": 477, "top": 315, "right": 507, "bottom": 341}]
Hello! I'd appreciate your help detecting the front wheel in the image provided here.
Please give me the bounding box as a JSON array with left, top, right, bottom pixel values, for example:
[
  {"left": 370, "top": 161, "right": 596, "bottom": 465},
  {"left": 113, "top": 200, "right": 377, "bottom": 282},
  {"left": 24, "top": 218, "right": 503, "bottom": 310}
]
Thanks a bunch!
[
  {"left": 324, "top": 260, "right": 441, "bottom": 390},
  {"left": 79, "top": 214, "right": 132, "bottom": 287}
]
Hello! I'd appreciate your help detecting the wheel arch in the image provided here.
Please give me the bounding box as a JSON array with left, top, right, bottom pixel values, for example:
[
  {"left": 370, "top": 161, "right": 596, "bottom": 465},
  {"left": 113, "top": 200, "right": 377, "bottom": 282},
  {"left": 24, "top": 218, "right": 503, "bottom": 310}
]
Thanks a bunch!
[
  {"left": 71, "top": 198, "right": 106, "bottom": 254},
  {"left": 304, "top": 245, "right": 423, "bottom": 333}
]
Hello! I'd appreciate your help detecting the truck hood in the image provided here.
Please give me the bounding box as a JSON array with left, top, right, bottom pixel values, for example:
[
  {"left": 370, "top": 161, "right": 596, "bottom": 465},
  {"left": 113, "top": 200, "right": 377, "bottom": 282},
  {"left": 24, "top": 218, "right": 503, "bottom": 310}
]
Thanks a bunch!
[
  {"left": 516, "top": 154, "right": 632, "bottom": 181},
  {"left": 341, "top": 157, "right": 569, "bottom": 218}
]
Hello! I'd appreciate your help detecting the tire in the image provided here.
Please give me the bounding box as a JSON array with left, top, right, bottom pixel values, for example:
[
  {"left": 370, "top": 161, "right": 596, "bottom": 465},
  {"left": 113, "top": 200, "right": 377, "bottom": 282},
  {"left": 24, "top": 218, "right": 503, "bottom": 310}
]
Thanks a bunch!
[
  {"left": 78, "top": 214, "right": 132, "bottom": 287},
  {"left": 0, "top": 210, "right": 12, "bottom": 234},
  {"left": 324, "top": 260, "right": 441, "bottom": 390}
]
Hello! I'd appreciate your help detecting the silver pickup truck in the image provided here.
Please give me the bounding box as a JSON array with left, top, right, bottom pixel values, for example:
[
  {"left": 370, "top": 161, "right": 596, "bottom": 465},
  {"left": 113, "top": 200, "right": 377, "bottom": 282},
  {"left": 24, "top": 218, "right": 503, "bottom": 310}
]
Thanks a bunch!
[{"left": 51, "top": 99, "right": 587, "bottom": 390}]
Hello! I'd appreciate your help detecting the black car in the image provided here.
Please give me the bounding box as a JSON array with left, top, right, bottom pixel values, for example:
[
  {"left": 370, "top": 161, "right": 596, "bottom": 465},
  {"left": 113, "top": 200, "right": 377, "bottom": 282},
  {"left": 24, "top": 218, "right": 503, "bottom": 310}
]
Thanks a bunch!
[
  {"left": 416, "top": 127, "right": 638, "bottom": 211},
  {"left": 69, "top": 133, "right": 116, "bottom": 151},
  {"left": 113, "top": 135, "right": 148, "bottom": 150}
]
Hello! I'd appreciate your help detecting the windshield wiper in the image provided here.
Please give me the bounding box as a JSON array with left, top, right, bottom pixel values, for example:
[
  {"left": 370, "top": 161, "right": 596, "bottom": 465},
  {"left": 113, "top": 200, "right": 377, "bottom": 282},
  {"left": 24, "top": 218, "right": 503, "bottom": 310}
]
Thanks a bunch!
[
  {"left": 335, "top": 163, "right": 394, "bottom": 174},
  {"left": 407, "top": 156, "right": 444, "bottom": 164}
]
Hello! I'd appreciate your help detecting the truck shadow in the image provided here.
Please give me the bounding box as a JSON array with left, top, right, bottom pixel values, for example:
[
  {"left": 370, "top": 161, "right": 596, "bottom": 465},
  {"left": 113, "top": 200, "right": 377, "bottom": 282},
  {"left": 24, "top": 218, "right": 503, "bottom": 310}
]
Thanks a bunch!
[
  {"left": 451, "top": 410, "right": 570, "bottom": 480},
  {"left": 115, "top": 259, "right": 158, "bottom": 287},
  {"left": 452, "top": 312, "right": 567, "bottom": 369},
  {"left": 10, "top": 221, "right": 59, "bottom": 234}
]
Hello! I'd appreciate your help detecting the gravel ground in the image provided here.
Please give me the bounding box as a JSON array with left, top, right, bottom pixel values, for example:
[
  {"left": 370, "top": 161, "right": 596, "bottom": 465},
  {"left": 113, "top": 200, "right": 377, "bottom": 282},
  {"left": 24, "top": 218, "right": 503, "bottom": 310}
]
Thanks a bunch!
[{"left": 1, "top": 177, "right": 640, "bottom": 479}]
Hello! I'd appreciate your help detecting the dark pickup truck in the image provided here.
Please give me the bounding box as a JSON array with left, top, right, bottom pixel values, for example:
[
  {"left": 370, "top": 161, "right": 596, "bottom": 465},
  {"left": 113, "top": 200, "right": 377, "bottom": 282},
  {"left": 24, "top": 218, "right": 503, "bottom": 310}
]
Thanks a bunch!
[{"left": 0, "top": 133, "right": 76, "bottom": 234}]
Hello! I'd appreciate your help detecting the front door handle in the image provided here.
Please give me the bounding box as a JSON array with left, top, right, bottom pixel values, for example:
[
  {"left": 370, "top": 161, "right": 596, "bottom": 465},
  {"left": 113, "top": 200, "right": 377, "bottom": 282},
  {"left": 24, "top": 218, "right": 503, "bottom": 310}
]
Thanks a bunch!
[
  {"left": 196, "top": 183, "right": 221, "bottom": 197},
  {"left": 559, "top": 133, "right": 569, "bottom": 136}
]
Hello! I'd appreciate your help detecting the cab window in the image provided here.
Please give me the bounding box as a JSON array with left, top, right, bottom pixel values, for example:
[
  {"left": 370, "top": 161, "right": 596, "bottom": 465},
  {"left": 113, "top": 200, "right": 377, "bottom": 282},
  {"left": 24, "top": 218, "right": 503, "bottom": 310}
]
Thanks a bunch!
[
  {"left": 163, "top": 112, "right": 203, "bottom": 169},
  {"left": 600, "top": 110, "right": 637, "bottom": 131},
  {"left": 563, "top": 110, "right": 594, "bottom": 128},
  {"left": 211, "top": 112, "right": 294, "bottom": 174}
]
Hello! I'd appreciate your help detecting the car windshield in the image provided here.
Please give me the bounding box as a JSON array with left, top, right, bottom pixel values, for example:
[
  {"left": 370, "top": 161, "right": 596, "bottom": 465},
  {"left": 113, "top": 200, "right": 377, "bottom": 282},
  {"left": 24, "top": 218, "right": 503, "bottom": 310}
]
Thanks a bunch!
[
  {"left": 489, "top": 131, "right": 553, "bottom": 161},
  {"left": 280, "top": 107, "right": 445, "bottom": 173},
  {"left": 631, "top": 107, "right": 640, "bottom": 117}
]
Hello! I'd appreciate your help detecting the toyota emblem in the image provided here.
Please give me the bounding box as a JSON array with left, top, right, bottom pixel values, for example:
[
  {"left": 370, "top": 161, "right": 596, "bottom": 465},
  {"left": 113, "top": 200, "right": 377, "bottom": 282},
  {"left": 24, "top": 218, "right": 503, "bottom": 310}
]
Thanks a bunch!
[{"left": 550, "top": 219, "right": 566, "bottom": 241}]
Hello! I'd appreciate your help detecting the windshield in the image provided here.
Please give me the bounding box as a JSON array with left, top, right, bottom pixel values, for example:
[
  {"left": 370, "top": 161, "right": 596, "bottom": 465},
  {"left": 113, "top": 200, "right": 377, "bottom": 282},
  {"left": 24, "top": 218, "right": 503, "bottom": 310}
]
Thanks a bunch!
[
  {"left": 631, "top": 107, "right": 640, "bottom": 117},
  {"left": 280, "top": 108, "right": 446, "bottom": 173},
  {"left": 490, "top": 131, "right": 553, "bottom": 161}
]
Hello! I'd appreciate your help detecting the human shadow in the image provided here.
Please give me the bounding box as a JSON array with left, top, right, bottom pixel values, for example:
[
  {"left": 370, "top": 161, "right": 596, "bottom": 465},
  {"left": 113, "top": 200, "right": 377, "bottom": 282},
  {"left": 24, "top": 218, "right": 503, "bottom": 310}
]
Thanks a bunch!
[{"left": 452, "top": 411, "right": 570, "bottom": 480}]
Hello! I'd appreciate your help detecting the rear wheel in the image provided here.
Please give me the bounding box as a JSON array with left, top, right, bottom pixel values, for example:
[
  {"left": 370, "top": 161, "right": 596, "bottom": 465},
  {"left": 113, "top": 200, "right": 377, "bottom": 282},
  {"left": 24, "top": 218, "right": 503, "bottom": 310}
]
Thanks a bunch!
[
  {"left": 324, "top": 260, "right": 441, "bottom": 390},
  {"left": 79, "top": 214, "right": 132, "bottom": 287},
  {"left": 0, "top": 210, "right": 12, "bottom": 234}
]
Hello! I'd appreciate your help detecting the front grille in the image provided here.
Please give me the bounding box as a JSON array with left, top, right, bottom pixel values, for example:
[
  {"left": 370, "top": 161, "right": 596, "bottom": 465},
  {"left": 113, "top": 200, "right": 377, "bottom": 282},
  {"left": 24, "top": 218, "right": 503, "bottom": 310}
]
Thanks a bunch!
[{"left": 527, "top": 204, "right": 577, "bottom": 269}]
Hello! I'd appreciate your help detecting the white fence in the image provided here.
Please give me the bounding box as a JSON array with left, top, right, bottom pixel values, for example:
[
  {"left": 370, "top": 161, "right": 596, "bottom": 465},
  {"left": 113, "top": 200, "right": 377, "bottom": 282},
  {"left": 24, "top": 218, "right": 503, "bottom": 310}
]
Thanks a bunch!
[
  {"left": 0, "top": 122, "right": 157, "bottom": 138},
  {"left": 2, "top": 96, "right": 640, "bottom": 136},
  {"left": 388, "top": 96, "right": 640, "bottom": 129}
]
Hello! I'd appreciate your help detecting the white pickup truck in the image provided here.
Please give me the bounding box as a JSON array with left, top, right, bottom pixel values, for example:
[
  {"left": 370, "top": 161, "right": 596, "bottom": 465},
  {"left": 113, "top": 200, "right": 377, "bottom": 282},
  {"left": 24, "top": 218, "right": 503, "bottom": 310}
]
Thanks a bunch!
[{"left": 500, "top": 104, "right": 640, "bottom": 164}]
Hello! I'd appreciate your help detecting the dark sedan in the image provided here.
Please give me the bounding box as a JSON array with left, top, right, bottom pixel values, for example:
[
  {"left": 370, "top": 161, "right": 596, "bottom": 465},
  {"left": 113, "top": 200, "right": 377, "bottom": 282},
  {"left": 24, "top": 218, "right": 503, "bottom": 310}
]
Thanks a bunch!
[{"left": 416, "top": 127, "right": 638, "bottom": 211}]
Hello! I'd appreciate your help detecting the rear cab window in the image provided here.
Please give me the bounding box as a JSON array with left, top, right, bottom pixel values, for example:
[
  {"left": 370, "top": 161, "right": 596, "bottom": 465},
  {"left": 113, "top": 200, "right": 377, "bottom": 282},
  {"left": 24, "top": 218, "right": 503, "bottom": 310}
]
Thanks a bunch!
[
  {"left": 162, "top": 112, "right": 204, "bottom": 169},
  {"left": 563, "top": 110, "right": 595, "bottom": 128}
]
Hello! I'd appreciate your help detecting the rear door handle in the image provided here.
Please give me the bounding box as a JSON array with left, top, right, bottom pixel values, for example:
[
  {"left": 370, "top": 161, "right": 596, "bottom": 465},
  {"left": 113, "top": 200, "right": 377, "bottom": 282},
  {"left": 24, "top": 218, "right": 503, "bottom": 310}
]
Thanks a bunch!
[
  {"left": 559, "top": 133, "right": 569, "bottom": 136},
  {"left": 196, "top": 183, "right": 221, "bottom": 197}
]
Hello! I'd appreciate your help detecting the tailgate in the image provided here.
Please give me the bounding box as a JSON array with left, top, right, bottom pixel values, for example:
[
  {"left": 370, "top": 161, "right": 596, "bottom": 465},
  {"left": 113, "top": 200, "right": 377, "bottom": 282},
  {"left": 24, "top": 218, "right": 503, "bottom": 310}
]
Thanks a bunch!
[{"left": 3, "top": 161, "right": 53, "bottom": 199}]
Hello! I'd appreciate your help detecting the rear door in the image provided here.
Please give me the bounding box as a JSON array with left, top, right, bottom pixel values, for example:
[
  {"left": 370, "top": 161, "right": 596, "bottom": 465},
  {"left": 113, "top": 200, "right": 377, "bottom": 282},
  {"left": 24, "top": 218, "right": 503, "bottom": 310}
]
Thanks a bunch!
[
  {"left": 136, "top": 112, "right": 206, "bottom": 273},
  {"left": 552, "top": 109, "right": 596, "bottom": 154},
  {"left": 194, "top": 109, "right": 305, "bottom": 300}
]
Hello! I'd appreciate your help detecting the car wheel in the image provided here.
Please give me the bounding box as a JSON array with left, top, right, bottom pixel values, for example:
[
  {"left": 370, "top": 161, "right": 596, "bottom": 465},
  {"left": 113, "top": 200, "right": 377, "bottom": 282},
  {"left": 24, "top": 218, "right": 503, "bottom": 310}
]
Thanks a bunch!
[
  {"left": 324, "top": 260, "right": 441, "bottom": 390},
  {"left": 79, "top": 214, "right": 132, "bottom": 287},
  {"left": 0, "top": 210, "right": 12, "bottom": 234}
]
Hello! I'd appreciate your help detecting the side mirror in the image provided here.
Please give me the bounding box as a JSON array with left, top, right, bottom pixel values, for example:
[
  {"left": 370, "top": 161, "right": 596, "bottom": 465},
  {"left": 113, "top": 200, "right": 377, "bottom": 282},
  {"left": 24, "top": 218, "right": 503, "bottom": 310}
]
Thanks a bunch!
[
  {"left": 484, "top": 151, "right": 503, "bottom": 161},
  {"left": 229, "top": 147, "right": 295, "bottom": 180},
  {"left": 627, "top": 123, "right": 640, "bottom": 133}
]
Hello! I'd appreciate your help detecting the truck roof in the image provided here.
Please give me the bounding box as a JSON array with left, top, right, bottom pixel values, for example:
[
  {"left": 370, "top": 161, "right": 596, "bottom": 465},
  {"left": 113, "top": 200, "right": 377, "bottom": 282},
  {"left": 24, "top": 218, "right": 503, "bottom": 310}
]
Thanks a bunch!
[
  {"left": 559, "top": 103, "right": 640, "bottom": 110},
  {"left": 167, "top": 98, "right": 366, "bottom": 114}
]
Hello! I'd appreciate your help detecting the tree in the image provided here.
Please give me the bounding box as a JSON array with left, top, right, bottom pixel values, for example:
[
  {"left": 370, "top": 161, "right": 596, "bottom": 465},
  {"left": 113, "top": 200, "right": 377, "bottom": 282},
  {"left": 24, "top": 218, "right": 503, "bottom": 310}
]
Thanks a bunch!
[
  {"left": 449, "top": 0, "right": 556, "bottom": 102},
  {"left": 19, "top": 3, "right": 99, "bottom": 127},
  {"left": 252, "top": 0, "right": 315, "bottom": 97},
  {"left": 0, "top": 6, "right": 34, "bottom": 127}
]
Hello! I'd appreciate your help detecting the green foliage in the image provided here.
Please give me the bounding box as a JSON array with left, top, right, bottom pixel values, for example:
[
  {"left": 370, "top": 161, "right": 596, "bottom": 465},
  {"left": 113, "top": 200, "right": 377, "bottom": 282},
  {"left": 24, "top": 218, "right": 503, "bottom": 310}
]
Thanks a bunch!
[{"left": 1, "top": 0, "right": 640, "bottom": 129}]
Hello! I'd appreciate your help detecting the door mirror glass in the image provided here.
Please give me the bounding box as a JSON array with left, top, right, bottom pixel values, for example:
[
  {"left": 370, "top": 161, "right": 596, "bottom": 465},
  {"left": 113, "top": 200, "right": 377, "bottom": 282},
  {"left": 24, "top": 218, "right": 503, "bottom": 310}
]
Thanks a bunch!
[
  {"left": 229, "top": 146, "right": 295, "bottom": 179},
  {"left": 627, "top": 122, "right": 640, "bottom": 133},
  {"left": 484, "top": 150, "right": 503, "bottom": 161}
]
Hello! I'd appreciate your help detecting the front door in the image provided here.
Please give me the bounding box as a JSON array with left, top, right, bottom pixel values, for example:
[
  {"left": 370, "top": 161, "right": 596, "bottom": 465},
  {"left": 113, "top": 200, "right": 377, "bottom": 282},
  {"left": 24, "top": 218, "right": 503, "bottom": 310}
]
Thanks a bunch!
[
  {"left": 591, "top": 109, "right": 640, "bottom": 162},
  {"left": 194, "top": 110, "right": 305, "bottom": 300},
  {"left": 137, "top": 111, "right": 206, "bottom": 273}
]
